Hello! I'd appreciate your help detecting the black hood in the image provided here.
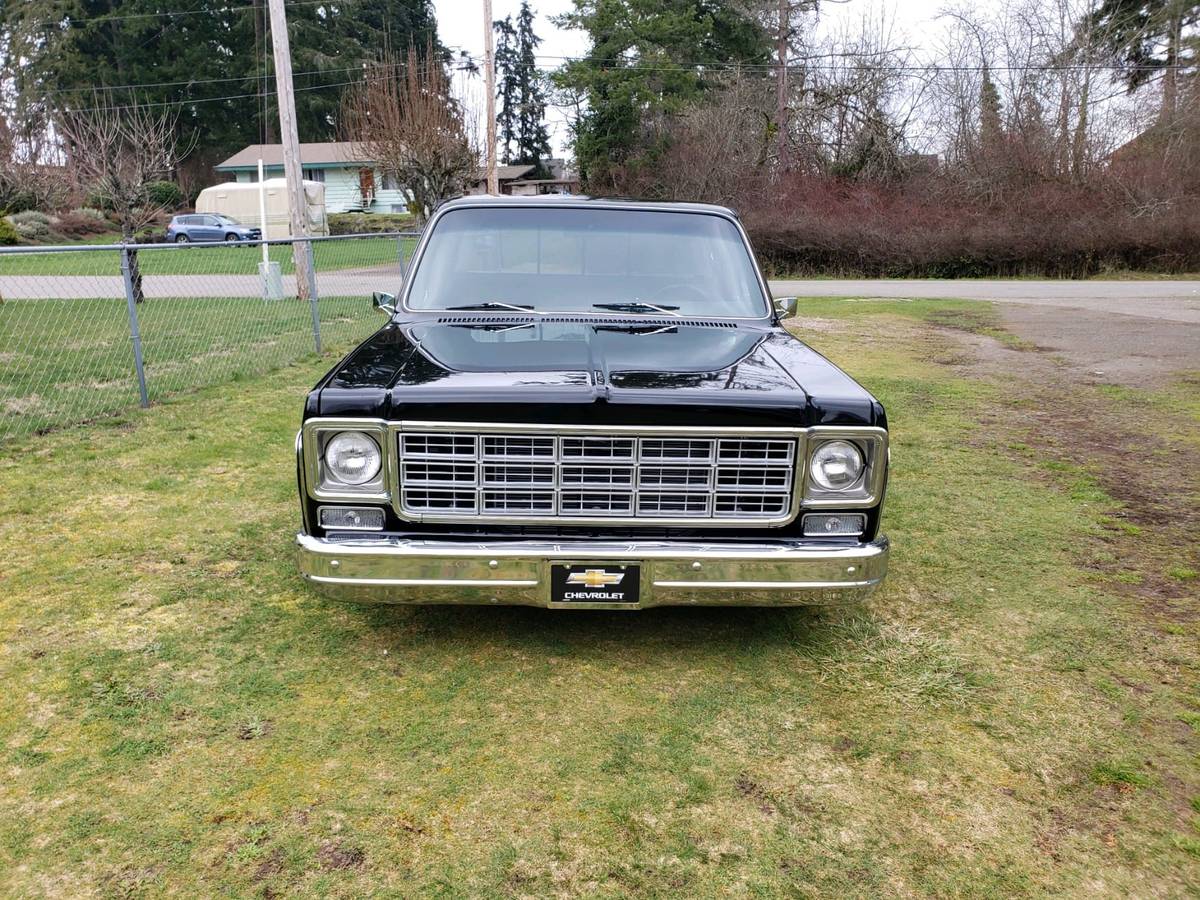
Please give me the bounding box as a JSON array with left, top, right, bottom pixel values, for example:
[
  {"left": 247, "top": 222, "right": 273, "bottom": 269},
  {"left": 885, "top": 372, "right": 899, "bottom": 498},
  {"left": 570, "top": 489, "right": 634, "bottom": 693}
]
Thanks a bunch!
[{"left": 314, "top": 317, "right": 883, "bottom": 428}]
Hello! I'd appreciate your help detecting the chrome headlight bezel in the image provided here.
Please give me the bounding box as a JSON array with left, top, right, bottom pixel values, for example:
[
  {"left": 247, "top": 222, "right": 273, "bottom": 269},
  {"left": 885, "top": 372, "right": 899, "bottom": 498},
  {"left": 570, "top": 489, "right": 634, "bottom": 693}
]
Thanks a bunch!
[
  {"left": 802, "top": 428, "right": 887, "bottom": 508},
  {"left": 302, "top": 419, "right": 391, "bottom": 502}
]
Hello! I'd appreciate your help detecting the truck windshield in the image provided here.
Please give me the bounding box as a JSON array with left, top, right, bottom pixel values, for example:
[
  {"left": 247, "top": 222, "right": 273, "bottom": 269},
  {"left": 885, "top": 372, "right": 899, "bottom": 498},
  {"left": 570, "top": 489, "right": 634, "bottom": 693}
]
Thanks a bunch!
[{"left": 405, "top": 206, "right": 769, "bottom": 318}]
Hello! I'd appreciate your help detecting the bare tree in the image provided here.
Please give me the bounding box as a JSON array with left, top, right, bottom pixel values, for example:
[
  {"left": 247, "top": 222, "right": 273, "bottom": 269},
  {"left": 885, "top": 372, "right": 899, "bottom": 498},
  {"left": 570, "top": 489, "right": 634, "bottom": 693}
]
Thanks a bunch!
[
  {"left": 59, "top": 95, "right": 189, "bottom": 301},
  {"left": 653, "top": 73, "right": 775, "bottom": 204},
  {"left": 0, "top": 104, "right": 68, "bottom": 213},
  {"left": 342, "top": 45, "right": 478, "bottom": 223}
]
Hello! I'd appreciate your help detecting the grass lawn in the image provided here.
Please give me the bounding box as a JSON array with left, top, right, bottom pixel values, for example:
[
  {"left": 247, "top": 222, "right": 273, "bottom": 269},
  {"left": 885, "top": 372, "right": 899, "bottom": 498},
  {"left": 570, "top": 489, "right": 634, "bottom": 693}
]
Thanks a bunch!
[
  {"left": 0, "top": 296, "right": 382, "bottom": 441},
  {"left": 0, "top": 301, "right": 1197, "bottom": 896},
  {"left": 0, "top": 235, "right": 417, "bottom": 277}
]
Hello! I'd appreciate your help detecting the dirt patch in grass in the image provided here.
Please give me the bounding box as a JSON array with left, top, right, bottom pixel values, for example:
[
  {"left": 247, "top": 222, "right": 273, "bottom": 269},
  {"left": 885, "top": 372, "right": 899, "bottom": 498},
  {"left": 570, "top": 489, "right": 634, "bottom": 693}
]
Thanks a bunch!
[
  {"left": 251, "top": 847, "right": 285, "bottom": 882},
  {"left": 316, "top": 840, "right": 365, "bottom": 871},
  {"left": 893, "top": 305, "right": 1195, "bottom": 553},
  {"left": 793, "top": 302, "right": 1198, "bottom": 854},
  {"left": 929, "top": 309, "right": 1199, "bottom": 622},
  {"left": 898, "top": 307, "right": 1200, "bottom": 828}
]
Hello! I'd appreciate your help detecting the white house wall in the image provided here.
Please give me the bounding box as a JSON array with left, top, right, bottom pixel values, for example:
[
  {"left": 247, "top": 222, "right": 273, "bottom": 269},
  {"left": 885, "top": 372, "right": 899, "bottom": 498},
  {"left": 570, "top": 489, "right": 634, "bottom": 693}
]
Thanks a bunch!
[{"left": 228, "top": 165, "right": 410, "bottom": 215}]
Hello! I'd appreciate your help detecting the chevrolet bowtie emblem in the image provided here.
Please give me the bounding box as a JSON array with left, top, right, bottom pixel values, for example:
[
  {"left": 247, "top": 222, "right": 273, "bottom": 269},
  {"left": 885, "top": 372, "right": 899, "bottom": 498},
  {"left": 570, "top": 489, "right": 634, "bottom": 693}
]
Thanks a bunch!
[{"left": 567, "top": 568, "right": 625, "bottom": 588}]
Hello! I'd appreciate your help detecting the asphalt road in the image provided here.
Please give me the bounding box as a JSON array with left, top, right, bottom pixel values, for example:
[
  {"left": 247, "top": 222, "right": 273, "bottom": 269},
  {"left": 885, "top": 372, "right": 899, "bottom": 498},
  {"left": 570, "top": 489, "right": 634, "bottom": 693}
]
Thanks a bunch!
[{"left": 769, "top": 279, "right": 1200, "bottom": 386}]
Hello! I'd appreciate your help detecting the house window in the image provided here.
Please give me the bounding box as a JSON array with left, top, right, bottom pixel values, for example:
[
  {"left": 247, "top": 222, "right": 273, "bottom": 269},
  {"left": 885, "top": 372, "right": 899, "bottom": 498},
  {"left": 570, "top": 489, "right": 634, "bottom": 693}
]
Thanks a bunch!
[
  {"left": 302, "top": 167, "right": 326, "bottom": 183},
  {"left": 381, "top": 172, "right": 399, "bottom": 191}
]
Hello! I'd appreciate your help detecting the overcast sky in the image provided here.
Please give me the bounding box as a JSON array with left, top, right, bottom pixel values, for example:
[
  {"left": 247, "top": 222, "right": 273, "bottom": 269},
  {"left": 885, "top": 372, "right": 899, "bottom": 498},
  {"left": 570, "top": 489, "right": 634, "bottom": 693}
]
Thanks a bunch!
[{"left": 432, "top": 0, "right": 963, "bottom": 156}]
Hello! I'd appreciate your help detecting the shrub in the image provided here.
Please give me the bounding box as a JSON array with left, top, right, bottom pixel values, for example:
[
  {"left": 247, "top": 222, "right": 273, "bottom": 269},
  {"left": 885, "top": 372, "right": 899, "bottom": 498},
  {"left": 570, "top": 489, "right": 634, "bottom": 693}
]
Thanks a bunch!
[
  {"left": 56, "top": 209, "right": 115, "bottom": 238},
  {"left": 329, "top": 211, "right": 418, "bottom": 235},
  {"left": 146, "top": 180, "right": 185, "bottom": 210},
  {"left": 134, "top": 227, "right": 168, "bottom": 244},
  {"left": 0, "top": 217, "right": 18, "bottom": 245},
  {"left": 11, "top": 218, "right": 51, "bottom": 240},
  {"left": 741, "top": 175, "right": 1200, "bottom": 278},
  {"left": 72, "top": 206, "right": 110, "bottom": 223},
  {"left": 83, "top": 192, "right": 115, "bottom": 212},
  {"left": 0, "top": 190, "right": 40, "bottom": 215},
  {"left": 8, "top": 210, "right": 52, "bottom": 227}
]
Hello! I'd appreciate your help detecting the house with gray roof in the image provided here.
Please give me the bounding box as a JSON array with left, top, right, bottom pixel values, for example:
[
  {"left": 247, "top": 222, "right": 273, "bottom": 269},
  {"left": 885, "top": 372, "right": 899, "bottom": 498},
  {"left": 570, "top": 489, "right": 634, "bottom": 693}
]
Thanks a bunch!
[
  {"left": 214, "top": 142, "right": 410, "bottom": 214},
  {"left": 216, "top": 143, "right": 579, "bottom": 211}
]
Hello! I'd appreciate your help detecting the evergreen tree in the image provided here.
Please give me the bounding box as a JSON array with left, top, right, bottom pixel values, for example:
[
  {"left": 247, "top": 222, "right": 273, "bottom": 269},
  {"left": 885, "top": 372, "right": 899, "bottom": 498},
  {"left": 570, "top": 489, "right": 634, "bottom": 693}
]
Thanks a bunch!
[
  {"left": 554, "top": 0, "right": 771, "bottom": 189},
  {"left": 979, "top": 65, "right": 1004, "bottom": 153},
  {"left": 0, "top": 0, "right": 443, "bottom": 181},
  {"left": 1083, "top": 0, "right": 1199, "bottom": 123},
  {"left": 513, "top": 2, "right": 552, "bottom": 173},
  {"left": 494, "top": 15, "right": 520, "bottom": 163},
  {"left": 494, "top": 2, "right": 552, "bottom": 174}
]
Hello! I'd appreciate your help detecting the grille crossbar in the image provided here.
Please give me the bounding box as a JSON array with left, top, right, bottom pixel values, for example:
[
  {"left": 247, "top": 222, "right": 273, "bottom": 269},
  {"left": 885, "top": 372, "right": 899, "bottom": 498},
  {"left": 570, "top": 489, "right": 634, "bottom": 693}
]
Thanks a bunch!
[{"left": 397, "top": 429, "right": 798, "bottom": 523}]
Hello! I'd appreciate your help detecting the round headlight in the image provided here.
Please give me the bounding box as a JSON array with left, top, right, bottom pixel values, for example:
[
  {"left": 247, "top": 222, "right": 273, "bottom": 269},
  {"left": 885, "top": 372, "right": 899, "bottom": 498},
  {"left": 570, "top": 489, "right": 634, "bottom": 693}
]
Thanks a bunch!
[
  {"left": 809, "top": 440, "right": 864, "bottom": 491},
  {"left": 324, "top": 431, "right": 381, "bottom": 485}
]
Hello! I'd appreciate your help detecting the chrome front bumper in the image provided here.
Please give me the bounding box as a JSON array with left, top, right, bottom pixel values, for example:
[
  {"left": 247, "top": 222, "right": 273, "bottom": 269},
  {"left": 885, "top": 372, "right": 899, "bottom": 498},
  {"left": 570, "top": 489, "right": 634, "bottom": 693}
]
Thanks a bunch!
[{"left": 296, "top": 533, "right": 889, "bottom": 609}]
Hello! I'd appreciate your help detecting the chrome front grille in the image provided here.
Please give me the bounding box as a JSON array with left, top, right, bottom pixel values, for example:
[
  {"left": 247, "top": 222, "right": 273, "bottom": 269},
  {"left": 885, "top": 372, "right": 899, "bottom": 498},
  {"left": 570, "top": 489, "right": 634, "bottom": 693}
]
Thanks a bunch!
[{"left": 395, "top": 426, "right": 799, "bottom": 524}]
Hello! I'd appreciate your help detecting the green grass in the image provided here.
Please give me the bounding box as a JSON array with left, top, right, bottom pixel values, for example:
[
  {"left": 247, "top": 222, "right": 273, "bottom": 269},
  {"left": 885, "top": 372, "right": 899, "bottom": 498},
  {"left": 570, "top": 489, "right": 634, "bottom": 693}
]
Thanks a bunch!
[
  {"left": 0, "top": 235, "right": 416, "bottom": 277},
  {"left": 0, "top": 295, "right": 383, "bottom": 439},
  {"left": 0, "top": 303, "right": 1197, "bottom": 895}
]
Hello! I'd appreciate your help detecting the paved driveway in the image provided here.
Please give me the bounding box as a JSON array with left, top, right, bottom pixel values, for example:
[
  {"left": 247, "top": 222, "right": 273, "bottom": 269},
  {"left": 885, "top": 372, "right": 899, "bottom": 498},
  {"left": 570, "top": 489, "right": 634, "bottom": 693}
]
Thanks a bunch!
[{"left": 769, "top": 279, "right": 1200, "bottom": 386}]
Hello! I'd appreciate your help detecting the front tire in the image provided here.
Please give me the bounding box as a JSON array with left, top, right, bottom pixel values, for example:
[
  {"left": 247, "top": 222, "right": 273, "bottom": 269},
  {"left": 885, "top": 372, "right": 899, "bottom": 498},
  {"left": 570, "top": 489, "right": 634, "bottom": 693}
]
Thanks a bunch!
[{"left": 225, "top": 233, "right": 240, "bottom": 243}]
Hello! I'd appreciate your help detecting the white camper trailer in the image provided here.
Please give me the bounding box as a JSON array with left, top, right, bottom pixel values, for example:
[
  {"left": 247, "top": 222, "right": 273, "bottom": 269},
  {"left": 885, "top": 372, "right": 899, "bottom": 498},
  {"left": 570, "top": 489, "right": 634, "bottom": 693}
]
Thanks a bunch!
[{"left": 194, "top": 178, "right": 328, "bottom": 240}]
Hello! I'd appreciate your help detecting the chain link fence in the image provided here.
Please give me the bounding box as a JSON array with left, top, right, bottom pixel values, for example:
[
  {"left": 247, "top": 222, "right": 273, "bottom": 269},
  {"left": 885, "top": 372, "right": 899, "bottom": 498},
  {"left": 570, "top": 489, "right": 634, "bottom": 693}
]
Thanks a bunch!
[{"left": 0, "top": 232, "right": 419, "bottom": 444}]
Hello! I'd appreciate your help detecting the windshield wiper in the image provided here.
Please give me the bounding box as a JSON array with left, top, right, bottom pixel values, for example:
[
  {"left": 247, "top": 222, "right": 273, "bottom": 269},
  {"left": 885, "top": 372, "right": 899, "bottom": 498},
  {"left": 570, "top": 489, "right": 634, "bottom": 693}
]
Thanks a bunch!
[
  {"left": 444, "top": 301, "right": 541, "bottom": 315},
  {"left": 593, "top": 301, "right": 681, "bottom": 317}
]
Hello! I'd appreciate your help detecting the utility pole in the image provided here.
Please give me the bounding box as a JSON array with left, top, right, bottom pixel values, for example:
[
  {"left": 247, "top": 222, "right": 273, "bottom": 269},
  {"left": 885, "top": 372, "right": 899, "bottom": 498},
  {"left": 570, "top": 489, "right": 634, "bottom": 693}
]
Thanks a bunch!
[
  {"left": 483, "top": 0, "right": 499, "bottom": 195},
  {"left": 266, "top": 0, "right": 315, "bottom": 301},
  {"left": 775, "top": 0, "right": 789, "bottom": 172}
]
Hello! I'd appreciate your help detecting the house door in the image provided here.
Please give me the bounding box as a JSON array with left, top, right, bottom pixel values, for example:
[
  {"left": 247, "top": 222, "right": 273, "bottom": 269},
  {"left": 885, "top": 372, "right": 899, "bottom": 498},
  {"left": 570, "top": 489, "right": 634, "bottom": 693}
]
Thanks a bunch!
[{"left": 359, "top": 168, "right": 375, "bottom": 208}]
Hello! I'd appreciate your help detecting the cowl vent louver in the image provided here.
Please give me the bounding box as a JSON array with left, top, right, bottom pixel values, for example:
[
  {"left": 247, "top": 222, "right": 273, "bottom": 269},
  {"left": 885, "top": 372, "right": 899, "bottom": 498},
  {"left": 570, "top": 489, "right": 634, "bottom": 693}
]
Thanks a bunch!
[{"left": 435, "top": 315, "right": 737, "bottom": 329}]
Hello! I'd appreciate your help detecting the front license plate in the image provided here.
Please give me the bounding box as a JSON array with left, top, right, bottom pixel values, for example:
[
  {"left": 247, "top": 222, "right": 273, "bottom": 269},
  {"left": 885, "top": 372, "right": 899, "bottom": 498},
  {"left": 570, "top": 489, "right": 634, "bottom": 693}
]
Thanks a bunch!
[{"left": 550, "top": 563, "right": 641, "bottom": 604}]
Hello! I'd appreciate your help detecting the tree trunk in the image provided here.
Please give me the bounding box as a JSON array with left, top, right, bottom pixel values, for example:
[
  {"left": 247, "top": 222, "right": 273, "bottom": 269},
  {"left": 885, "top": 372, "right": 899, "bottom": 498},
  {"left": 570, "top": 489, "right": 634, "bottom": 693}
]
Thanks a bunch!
[
  {"left": 123, "top": 222, "right": 145, "bottom": 304},
  {"left": 1056, "top": 75, "right": 1071, "bottom": 176},
  {"left": 775, "top": 0, "right": 789, "bottom": 171},
  {"left": 1159, "top": 3, "right": 1182, "bottom": 125},
  {"left": 1071, "top": 76, "right": 1090, "bottom": 182}
]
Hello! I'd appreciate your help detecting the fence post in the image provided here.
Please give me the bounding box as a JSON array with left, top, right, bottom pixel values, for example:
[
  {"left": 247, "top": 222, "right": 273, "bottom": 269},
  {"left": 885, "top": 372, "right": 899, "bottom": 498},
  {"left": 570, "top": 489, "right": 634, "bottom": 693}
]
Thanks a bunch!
[
  {"left": 121, "top": 245, "right": 150, "bottom": 408},
  {"left": 397, "top": 233, "right": 407, "bottom": 280},
  {"left": 305, "top": 239, "right": 321, "bottom": 354}
]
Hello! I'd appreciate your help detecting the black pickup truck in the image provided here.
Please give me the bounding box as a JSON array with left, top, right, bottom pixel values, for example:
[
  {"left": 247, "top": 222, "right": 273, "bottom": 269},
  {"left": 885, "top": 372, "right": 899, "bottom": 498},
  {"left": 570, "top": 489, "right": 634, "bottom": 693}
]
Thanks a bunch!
[{"left": 295, "top": 196, "right": 888, "bottom": 609}]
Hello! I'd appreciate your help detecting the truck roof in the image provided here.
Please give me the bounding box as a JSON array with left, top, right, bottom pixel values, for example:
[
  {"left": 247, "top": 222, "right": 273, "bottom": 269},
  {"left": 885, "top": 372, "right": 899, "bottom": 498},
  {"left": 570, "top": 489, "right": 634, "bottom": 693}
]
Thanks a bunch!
[{"left": 438, "top": 194, "right": 740, "bottom": 218}]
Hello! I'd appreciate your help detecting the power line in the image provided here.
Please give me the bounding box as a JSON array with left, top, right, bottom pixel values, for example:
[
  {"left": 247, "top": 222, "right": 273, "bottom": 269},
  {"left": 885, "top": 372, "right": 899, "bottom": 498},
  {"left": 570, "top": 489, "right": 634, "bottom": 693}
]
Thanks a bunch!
[
  {"left": 39, "top": 44, "right": 464, "bottom": 97},
  {"left": 28, "top": 0, "right": 357, "bottom": 28},
  {"left": 52, "top": 52, "right": 1191, "bottom": 100},
  {"left": 61, "top": 74, "right": 368, "bottom": 114},
  {"left": 529, "top": 52, "right": 1193, "bottom": 74},
  {"left": 47, "top": 49, "right": 1194, "bottom": 111}
]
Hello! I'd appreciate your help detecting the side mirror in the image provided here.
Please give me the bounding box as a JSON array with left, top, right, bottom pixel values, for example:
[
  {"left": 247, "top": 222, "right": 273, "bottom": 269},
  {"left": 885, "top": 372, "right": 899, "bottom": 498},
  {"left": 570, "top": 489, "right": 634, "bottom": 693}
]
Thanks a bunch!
[
  {"left": 773, "top": 296, "right": 799, "bottom": 318},
  {"left": 372, "top": 291, "right": 397, "bottom": 315}
]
